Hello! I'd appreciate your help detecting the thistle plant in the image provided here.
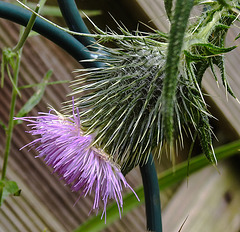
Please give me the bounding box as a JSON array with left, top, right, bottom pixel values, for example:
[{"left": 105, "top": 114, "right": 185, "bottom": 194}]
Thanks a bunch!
[{"left": 69, "top": 0, "right": 240, "bottom": 171}]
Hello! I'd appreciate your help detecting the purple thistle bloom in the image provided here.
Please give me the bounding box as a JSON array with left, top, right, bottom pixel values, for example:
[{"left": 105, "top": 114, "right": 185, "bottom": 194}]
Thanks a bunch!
[{"left": 16, "top": 105, "right": 139, "bottom": 220}]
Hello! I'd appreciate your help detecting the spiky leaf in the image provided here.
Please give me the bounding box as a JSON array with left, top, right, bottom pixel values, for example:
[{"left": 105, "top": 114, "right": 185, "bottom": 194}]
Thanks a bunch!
[{"left": 161, "top": 0, "right": 194, "bottom": 143}]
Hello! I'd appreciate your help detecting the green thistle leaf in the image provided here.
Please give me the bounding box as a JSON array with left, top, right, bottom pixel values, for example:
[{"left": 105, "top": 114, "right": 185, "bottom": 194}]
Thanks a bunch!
[
  {"left": 184, "top": 50, "right": 208, "bottom": 61},
  {"left": 213, "top": 55, "right": 236, "bottom": 98},
  {"left": 217, "top": 0, "right": 231, "bottom": 7},
  {"left": 164, "top": 0, "right": 173, "bottom": 21},
  {"left": 235, "top": 33, "right": 240, "bottom": 41},
  {"left": 161, "top": 0, "right": 194, "bottom": 144},
  {"left": 198, "top": 114, "right": 216, "bottom": 163},
  {"left": 194, "top": 43, "right": 236, "bottom": 54}
]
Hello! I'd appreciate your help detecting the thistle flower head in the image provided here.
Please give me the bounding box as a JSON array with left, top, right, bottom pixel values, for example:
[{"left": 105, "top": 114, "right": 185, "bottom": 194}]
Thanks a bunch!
[
  {"left": 69, "top": 31, "right": 208, "bottom": 169},
  {"left": 16, "top": 103, "right": 138, "bottom": 220},
  {"left": 69, "top": 2, "right": 239, "bottom": 170}
]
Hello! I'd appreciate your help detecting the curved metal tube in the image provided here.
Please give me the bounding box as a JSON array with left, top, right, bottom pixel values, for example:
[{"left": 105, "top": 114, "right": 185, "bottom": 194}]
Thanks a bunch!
[
  {"left": 57, "top": 0, "right": 98, "bottom": 51},
  {"left": 140, "top": 154, "right": 162, "bottom": 232},
  {"left": 0, "top": 1, "right": 101, "bottom": 68}
]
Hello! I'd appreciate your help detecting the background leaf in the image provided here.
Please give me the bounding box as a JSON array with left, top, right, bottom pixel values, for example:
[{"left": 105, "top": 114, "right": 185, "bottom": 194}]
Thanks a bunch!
[
  {"left": 161, "top": 0, "right": 194, "bottom": 143},
  {"left": 0, "top": 120, "right": 7, "bottom": 132},
  {"left": 19, "top": 79, "right": 69, "bottom": 90},
  {"left": 0, "top": 180, "right": 21, "bottom": 206},
  {"left": 15, "top": 70, "right": 52, "bottom": 120}
]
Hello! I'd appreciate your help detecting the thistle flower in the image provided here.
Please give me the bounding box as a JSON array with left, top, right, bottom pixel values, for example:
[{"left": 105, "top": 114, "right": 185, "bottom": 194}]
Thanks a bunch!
[{"left": 16, "top": 104, "right": 138, "bottom": 220}]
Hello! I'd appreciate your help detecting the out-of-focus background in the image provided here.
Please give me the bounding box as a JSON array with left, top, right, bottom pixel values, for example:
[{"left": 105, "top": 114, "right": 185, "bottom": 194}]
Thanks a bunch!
[{"left": 0, "top": 0, "right": 240, "bottom": 231}]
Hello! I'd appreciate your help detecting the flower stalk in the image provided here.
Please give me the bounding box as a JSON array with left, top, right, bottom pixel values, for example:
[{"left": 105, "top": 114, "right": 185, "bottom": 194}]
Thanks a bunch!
[
  {"left": 57, "top": 0, "right": 98, "bottom": 51},
  {"left": 0, "top": 49, "right": 21, "bottom": 202},
  {"left": 12, "top": 3, "right": 40, "bottom": 52},
  {"left": 0, "top": 0, "right": 44, "bottom": 204}
]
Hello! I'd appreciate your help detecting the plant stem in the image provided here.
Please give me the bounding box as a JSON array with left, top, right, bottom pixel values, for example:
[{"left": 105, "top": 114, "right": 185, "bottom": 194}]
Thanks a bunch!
[
  {"left": 1, "top": 51, "right": 21, "bottom": 180},
  {"left": 0, "top": 50, "right": 21, "bottom": 203},
  {"left": 12, "top": 4, "right": 40, "bottom": 53},
  {"left": 1, "top": 0, "right": 42, "bottom": 188},
  {"left": 140, "top": 154, "right": 162, "bottom": 232}
]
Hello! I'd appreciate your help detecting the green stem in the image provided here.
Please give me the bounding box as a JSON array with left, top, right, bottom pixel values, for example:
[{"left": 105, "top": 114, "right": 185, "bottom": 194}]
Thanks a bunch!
[
  {"left": 1, "top": 52, "right": 21, "bottom": 180},
  {"left": 0, "top": 50, "right": 21, "bottom": 203},
  {"left": 13, "top": 4, "right": 40, "bottom": 52},
  {"left": 1, "top": 0, "right": 43, "bottom": 182},
  {"left": 162, "top": 0, "right": 194, "bottom": 144}
]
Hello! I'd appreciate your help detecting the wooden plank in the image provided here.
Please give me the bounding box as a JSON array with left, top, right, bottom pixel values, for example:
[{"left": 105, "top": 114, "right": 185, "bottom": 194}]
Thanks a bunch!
[
  {"left": 162, "top": 161, "right": 240, "bottom": 232},
  {"left": 135, "top": 0, "right": 169, "bottom": 32},
  {"left": 0, "top": 156, "right": 68, "bottom": 232}
]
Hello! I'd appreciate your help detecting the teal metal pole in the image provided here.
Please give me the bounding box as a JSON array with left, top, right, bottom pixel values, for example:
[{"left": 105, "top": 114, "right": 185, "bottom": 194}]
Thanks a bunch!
[
  {"left": 57, "top": 0, "right": 98, "bottom": 51},
  {"left": 140, "top": 154, "right": 162, "bottom": 232},
  {"left": 0, "top": 1, "right": 101, "bottom": 68}
]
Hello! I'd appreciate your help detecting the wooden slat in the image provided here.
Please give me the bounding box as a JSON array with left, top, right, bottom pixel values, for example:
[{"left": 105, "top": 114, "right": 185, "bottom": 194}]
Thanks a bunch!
[
  {"left": 0, "top": 155, "right": 68, "bottom": 232},
  {"left": 135, "top": 0, "right": 169, "bottom": 32},
  {"left": 162, "top": 161, "right": 240, "bottom": 232}
]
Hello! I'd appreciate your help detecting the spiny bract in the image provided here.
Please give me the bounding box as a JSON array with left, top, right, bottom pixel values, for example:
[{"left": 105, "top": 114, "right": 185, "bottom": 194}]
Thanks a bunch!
[{"left": 70, "top": 1, "right": 239, "bottom": 171}]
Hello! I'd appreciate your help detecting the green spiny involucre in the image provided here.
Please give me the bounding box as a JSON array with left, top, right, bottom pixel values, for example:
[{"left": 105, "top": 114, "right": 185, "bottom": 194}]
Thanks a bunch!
[{"left": 70, "top": 1, "right": 239, "bottom": 172}]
